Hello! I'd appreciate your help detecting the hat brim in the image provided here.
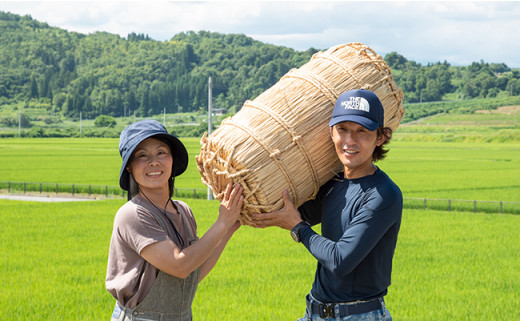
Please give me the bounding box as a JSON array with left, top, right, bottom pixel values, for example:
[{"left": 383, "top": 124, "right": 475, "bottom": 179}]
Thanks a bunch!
[
  {"left": 119, "top": 133, "right": 188, "bottom": 191},
  {"left": 329, "top": 115, "right": 379, "bottom": 131}
]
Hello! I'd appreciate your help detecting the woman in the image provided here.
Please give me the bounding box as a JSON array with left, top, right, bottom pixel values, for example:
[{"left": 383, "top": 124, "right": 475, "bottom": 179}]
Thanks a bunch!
[{"left": 106, "top": 119, "right": 244, "bottom": 321}]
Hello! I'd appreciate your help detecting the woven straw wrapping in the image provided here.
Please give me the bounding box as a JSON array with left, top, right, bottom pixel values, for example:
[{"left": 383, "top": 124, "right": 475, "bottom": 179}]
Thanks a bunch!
[{"left": 196, "top": 42, "right": 404, "bottom": 225}]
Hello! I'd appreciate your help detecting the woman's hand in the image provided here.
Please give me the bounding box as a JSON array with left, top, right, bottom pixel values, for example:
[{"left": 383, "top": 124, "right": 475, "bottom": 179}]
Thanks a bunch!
[
  {"left": 218, "top": 183, "right": 244, "bottom": 229},
  {"left": 250, "top": 189, "right": 302, "bottom": 231},
  {"left": 141, "top": 183, "right": 244, "bottom": 280}
]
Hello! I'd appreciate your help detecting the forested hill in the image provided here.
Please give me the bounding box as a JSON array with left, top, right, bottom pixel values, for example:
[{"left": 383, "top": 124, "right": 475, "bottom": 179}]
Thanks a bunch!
[
  {"left": 1, "top": 11, "right": 519, "bottom": 121},
  {"left": 0, "top": 11, "right": 317, "bottom": 119}
]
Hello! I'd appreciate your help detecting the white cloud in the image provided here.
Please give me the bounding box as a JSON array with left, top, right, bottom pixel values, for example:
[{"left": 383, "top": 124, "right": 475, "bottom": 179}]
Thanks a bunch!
[{"left": 1, "top": 1, "right": 519, "bottom": 67}]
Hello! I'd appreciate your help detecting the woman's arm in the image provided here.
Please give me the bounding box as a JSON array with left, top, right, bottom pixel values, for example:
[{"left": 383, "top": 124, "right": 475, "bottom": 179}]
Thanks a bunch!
[
  {"left": 140, "top": 183, "right": 244, "bottom": 279},
  {"left": 198, "top": 221, "right": 240, "bottom": 281}
]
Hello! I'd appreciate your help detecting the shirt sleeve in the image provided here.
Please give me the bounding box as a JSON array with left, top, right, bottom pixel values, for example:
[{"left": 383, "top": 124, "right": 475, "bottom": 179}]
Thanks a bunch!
[
  {"left": 299, "top": 191, "right": 401, "bottom": 278},
  {"left": 115, "top": 204, "right": 170, "bottom": 255},
  {"left": 298, "top": 178, "right": 337, "bottom": 226},
  {"left": 298, "top": 198, "right": 323, "bottom": 226}
]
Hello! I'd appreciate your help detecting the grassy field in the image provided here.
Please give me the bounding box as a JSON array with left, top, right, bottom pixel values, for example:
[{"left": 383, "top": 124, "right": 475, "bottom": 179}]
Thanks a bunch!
[
  {"left": 1, "top": 107, "right": 519, "bottom": 194},
  {"left": 384, "top": 109, "right": 520, "bottom": 202},
  {"left": 0, "top": 198, "right": 518, "bottom": 320},
  {"left": 0, "top": 137, "right": 206, "bottom": 190},
  {"left": 396, "top": 107, "right": 520, "bottom": 143},
  {"left": 1, "top": 138, "right": 519, "bottom": 202},
  {"left": 1, "top": 110, "right": 519, "bottom": 320},
  {"left": 378, "top": 141, "right": 520, "bottom": 201}
]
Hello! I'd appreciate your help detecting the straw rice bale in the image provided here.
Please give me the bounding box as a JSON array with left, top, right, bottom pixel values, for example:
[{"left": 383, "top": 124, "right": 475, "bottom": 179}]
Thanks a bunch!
[{"left": 196, "top": 42, "right": 404, "bottom": 224}]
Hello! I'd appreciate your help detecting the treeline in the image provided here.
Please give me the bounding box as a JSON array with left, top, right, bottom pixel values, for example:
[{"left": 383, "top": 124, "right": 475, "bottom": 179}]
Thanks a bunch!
[
  {"left": 0, "top": 11, "right": 315, "bottom": 121},
  {"left": 1, "top": 11, "right": 520, "bottom": 124},
  {"left": 385, "top": 53, "right": 520, "bottom": 103}
]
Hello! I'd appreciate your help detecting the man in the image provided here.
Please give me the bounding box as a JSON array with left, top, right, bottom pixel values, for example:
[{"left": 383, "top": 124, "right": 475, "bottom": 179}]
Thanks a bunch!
[{"left": 252, "top": 89, "right": 403, "bottom": 321}]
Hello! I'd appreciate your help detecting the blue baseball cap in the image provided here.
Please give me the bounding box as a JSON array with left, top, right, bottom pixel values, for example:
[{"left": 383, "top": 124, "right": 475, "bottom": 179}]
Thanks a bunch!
[
  {"left": 118, "top": 119, "right": 188, "bottom": 191},
  {"left": 329, "top": 89, "right": 384, "bottom": 131}
]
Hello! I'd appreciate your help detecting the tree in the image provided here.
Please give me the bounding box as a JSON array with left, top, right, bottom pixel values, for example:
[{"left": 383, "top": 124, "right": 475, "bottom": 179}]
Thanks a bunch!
[
  {"left": 94, "top": 115, "right": 116, "bottom": 128},
  {"left": 385, "top": 52, "right": 408, "bottom": 70},
  {"left": 0, "top": 113, "right": 32, "bottom": 128}
]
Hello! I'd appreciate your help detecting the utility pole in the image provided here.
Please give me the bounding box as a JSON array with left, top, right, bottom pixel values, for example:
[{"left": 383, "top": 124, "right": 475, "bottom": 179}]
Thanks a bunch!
[
  {"left": 208, "top": 77, "right": 213, "bottom": 136},
  {"left": 18, "top": 112, "right": 21, "bottom": 137},
  {"left": 80, "top": 111, "right": 82, "bottom": 135},
  {"left": 207, "top": 77, "right": 213, "bottom": 200}
]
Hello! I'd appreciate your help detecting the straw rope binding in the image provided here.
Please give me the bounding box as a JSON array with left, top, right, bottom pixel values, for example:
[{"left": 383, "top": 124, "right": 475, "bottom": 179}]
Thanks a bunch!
[{"left": 196, "top": 42, "right": 405, "bottom": 224}]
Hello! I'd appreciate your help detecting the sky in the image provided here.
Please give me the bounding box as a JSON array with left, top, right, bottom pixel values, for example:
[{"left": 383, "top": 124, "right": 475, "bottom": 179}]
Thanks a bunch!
[{"left": 1, "top": 1, "right": 520, "bottom": 68}]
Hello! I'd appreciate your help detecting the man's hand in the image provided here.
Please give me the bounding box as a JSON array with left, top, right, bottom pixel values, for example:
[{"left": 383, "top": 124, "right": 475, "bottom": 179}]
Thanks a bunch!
[{"left": 250, "top": 190, "right": 302, "bottom": 231}]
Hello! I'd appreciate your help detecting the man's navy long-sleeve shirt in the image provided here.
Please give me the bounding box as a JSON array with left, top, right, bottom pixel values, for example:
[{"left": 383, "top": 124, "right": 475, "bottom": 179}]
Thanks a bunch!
[{"left": 298, "top": 168, "right": 402, "bottom": 303}]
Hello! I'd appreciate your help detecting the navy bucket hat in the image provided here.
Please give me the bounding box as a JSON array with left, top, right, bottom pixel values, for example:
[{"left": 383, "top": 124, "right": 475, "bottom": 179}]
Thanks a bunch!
[
  {"left": 329, "top": 89, "right": 384, "bottom": 131},
  {"left": 118, "top": 119, "right": 188, "bottom": 192}
]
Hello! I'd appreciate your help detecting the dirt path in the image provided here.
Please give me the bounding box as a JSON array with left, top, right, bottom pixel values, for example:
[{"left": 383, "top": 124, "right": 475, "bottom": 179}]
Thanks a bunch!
[{"left": 0, "top": 194, "right": 96, "bottom": 202}]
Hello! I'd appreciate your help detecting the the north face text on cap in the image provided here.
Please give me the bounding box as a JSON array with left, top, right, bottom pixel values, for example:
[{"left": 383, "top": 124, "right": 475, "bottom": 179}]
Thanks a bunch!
[{"left": 341, "top": 97, "right": 370, "bottom": 112}]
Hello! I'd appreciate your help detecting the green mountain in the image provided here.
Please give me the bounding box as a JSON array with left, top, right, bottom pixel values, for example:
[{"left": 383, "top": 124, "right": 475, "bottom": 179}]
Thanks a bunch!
[
  {"left": 0, "top": 11, "right": 316, "bottom": 120},
  {"left": 1, "top": 10, "right": 519, "bottom": 124}
]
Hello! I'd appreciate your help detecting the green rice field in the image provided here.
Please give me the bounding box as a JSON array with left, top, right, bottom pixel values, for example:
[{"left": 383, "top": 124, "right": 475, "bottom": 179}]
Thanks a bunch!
[
  {"left": 1, "top": 110, "right": 519, "bottom": 320},
  {"left": 0, "top": 198, "right": 518, "bottom": 320},
  {"left": 0, "top": 137, "right": 205, "bottom": 190},
  {"left": 1, "top": 136, "right": 519, "bottom": 202}
]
